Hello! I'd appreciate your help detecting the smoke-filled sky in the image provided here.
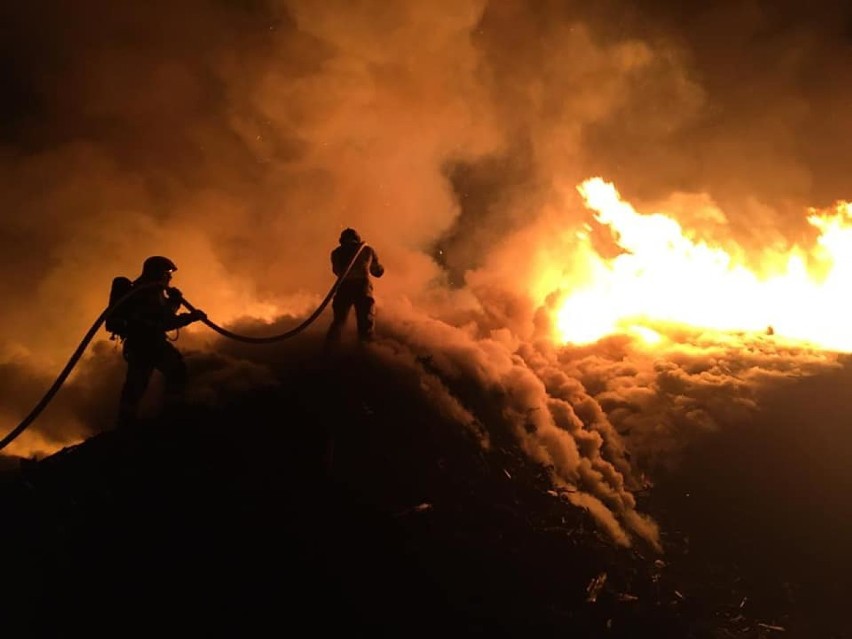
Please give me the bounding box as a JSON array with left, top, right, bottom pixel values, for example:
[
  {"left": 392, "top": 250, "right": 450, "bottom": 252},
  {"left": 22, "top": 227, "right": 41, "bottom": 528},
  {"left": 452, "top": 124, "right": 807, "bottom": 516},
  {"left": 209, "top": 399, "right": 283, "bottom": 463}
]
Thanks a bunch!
[{"left": 2, "top": 0, "right": 852, "bottom": 550}]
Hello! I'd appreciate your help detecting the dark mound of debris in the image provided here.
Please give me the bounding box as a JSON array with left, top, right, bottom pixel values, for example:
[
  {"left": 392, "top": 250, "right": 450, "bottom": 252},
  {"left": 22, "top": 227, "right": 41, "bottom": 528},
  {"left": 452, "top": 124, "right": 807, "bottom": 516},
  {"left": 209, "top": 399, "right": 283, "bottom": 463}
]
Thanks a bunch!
[{"left": 0, "top": 351, "right": 787, "bottom": 637}]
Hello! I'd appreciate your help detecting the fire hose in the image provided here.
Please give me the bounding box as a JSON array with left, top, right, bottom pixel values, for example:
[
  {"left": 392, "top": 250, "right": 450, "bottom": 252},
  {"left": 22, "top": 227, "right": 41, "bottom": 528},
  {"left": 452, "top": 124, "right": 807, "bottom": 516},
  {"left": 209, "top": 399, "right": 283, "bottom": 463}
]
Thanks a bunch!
[{"left": 0, "top": 243, "right": 366, "bottom": 452}]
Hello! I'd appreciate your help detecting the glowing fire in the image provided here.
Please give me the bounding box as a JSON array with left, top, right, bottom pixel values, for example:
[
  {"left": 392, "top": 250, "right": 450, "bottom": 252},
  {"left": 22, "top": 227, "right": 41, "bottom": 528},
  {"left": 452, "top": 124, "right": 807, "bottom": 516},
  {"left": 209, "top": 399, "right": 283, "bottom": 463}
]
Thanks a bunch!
[{"left": 553, "top": 178, "right": 852, "bottom": 352}]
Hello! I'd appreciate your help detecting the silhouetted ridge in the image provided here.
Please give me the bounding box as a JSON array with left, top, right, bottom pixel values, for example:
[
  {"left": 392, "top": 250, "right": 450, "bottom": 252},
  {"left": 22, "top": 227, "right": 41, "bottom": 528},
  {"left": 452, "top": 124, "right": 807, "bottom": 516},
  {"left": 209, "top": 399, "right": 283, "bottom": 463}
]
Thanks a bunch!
[{"left": 0, "top": 350, "right": 720, "bottom": 637}]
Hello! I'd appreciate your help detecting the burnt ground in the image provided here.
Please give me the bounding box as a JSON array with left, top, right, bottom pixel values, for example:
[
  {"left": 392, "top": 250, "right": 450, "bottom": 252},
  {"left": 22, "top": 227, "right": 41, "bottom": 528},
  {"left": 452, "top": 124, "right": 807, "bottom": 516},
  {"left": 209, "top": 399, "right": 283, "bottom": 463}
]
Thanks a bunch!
[{"left": 0, "top": 349, "right": 842, "bottom": 637}]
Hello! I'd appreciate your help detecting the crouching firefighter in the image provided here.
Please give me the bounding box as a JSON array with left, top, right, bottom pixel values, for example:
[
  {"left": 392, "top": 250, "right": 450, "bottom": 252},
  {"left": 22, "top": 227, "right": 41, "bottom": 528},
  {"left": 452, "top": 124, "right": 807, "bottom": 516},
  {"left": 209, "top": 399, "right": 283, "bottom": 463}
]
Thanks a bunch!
[{"left": 109, "top": 255, "right": 207, "bottom": 428}]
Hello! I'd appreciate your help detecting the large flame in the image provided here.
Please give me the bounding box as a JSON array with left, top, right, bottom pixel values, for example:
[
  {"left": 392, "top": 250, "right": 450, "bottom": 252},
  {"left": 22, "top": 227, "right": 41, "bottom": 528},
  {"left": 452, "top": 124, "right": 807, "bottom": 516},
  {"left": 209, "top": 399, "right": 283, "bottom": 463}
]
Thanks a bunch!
[{"left": 552, "top": 178, "right": 852, "bottom": 352}]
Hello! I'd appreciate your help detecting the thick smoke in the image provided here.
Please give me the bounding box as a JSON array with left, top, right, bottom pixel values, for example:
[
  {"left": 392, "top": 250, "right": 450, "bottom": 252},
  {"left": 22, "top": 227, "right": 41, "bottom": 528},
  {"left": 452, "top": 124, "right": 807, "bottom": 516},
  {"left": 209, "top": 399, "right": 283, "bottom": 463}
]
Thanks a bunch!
[{"left": 1, "top": 0, "right": 850, "bottom": 548}]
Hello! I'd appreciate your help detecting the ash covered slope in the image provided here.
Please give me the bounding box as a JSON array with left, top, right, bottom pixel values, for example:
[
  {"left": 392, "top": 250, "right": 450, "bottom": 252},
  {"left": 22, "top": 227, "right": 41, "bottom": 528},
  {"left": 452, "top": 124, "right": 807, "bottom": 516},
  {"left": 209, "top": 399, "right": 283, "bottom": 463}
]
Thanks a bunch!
[{"left": 1, "top": 349, "right": 712, "bottom": 637}]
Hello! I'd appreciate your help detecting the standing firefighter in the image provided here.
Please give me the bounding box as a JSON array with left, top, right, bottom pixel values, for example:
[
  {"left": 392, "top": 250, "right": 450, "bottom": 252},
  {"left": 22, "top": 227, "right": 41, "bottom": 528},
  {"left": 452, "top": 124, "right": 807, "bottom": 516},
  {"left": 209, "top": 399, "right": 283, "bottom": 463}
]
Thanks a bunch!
[
  {"left": 113, "top": 255, "right": 206, "bottom": 427},
  {"left": 325, "top": 228, "right": 385, "bottom": 345}
]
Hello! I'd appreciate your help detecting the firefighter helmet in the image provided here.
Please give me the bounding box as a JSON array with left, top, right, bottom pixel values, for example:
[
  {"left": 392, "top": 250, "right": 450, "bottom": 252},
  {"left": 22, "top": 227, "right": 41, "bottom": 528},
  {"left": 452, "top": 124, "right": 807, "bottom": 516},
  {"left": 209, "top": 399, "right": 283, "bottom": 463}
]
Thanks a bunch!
[
  {"left": 142, "top": 255, "right": 178, "bottom": 277},
  {"left": 339, "top": 228, "right": 362, "bottom": 244}
]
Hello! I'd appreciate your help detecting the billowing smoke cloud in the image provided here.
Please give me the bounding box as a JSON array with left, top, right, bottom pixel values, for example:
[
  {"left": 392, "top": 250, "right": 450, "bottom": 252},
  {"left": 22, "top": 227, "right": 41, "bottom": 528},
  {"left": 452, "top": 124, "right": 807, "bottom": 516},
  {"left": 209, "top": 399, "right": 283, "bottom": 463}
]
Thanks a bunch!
[{"left": 1, "top": 0, "right": 850, "bottom": 548}]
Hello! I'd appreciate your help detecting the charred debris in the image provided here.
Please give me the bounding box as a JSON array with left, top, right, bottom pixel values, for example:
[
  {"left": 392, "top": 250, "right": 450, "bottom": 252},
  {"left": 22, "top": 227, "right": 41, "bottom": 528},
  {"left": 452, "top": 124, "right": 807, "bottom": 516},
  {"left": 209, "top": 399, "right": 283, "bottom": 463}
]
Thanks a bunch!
[{"left": 0, "top": 354, "right": 787, "bottom": 637}]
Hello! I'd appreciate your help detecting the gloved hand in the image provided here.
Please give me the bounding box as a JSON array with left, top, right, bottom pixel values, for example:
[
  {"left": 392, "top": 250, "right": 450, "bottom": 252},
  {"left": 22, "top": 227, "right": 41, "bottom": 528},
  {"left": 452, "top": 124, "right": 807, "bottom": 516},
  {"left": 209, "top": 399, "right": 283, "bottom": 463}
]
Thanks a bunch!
[
  {"left": 166, "top": 287, "right": 183, "bottom": 301},
  {"left": 189, "top": 309, "right": 207, "bottom": 322}
]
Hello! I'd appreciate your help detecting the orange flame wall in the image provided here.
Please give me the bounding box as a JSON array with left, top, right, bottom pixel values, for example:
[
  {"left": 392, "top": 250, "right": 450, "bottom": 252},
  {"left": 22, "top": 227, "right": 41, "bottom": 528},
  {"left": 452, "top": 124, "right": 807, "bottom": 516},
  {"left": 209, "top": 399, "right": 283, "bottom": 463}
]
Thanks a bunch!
[{"left": 550, "top": 178, "right": 852, "bottom": 352}]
